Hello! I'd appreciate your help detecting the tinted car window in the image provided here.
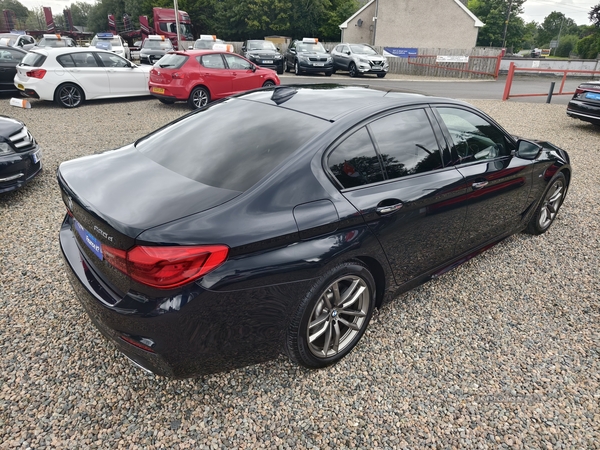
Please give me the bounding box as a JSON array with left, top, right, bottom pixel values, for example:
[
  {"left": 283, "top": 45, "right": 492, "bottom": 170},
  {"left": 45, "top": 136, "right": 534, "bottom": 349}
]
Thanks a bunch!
[
  {"left": 137, "top": 100, "right": 329, "bottom": 192},
  {"left": 328, "top": 127, "right": 384, "bottom": 189},
  {"left": 200, "top": 54, "right": 225, "bottom": 69},
  {"left": 20, "top": 52, "right": 46, "bottom": 67},
  {"left": 96, "top": 52, "right": 129, "bottom": 68},
  {"left": 0, "top": 48, "right": 24, "bottom": 61},
  {"left": 369, "top": 109, "right": 443, "bottom": 180},
  {"left": 437, "top": 107, "right": 514, "bottom": 163},
  {"left": 155, "top": 53, "right": 188, "bottom": 68}
]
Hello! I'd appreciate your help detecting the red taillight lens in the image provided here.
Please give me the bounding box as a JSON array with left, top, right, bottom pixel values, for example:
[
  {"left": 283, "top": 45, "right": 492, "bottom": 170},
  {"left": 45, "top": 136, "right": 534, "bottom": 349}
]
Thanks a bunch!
[
  {"left": 26, "top": 69, "right": 46, "bottom": 79},
  {"left": 171, "top": 72, "right": 183, "bottom": 79},
  {"left": 101, "top": 244, "right": 229, "bottom": 289}
]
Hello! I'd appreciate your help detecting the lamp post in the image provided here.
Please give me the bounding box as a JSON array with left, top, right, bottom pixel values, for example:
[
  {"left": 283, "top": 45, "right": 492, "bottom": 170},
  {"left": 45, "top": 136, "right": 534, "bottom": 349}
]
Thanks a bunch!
[
  {"left": 173, "top": 0, "right": 182, "bottom": 50},
  {"left": 501, "top": 0, "right": 514, "bottom": 49}
]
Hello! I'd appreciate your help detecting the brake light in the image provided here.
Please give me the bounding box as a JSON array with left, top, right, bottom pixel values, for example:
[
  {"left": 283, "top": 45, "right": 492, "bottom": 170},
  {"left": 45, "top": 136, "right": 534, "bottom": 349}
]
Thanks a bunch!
[
  {"left": 101, "top": 244, "right": 229, "bottom": 289},
  {"left": 26, "top": 69, "right": 46, "bottom": 79},
  {"left": 575, "top": 88, "right": 584, "bottom": 95},
  {"left": 172, "top": 72, "right": 183, "bottom": 79}
]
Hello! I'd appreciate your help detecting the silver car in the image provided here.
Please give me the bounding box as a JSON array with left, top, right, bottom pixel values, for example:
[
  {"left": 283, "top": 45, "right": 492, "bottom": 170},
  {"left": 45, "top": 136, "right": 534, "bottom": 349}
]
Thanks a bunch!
[{"left": 331, "top": 43, "right": 389, "bottom": 78}]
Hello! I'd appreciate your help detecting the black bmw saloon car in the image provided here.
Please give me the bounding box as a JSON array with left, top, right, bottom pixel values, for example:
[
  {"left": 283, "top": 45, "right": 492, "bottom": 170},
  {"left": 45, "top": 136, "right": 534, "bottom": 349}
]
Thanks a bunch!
[{"left": 58, "top": 85, "right": 571, "bottom": 378}]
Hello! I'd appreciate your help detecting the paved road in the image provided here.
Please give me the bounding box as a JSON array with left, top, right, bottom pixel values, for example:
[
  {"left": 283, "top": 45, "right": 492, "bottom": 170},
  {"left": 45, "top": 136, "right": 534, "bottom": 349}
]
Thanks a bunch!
[{"left": 280, "top": 73, "right": 585, "bottom": 105}]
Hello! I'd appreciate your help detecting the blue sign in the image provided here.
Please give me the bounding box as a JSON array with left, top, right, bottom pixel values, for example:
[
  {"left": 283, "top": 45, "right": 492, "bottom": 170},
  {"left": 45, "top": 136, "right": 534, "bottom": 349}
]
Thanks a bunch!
[
  {"left": 97, "top": 32, "right": 114, "bottom": 38},
  {"left": 383, "top": 47, "right": 418, "bottom": 58},
  {"left": 95, "top": 41, "right": 112, "bottom": 50},
  {"left": 74, "top": 220, "right": 104, "bottom": 261}
]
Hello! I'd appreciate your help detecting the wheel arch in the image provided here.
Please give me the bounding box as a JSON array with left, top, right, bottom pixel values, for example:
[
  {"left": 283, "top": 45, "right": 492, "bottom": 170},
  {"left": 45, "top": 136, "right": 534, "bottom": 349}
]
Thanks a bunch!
[
  {"left": 54, "top": 82, "right": 87, "bottom": 102},
  {"left": 353, "top": 255, "right": 386, "bottom": 309}
]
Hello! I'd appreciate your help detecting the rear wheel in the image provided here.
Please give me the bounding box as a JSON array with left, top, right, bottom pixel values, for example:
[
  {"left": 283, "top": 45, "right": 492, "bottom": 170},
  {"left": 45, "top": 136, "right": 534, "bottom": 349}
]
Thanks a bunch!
[
  {"left": 55, "top": 83, "right": 84, "bottom": 108},
  {"left": 348, "top": 62, "right": 358, "bottom": 78},
  {"left": 525, "top": 172, "right": 567, "bottom": 235},
  {"left": 187, "top": 86, "right": 210, "bottom": 110},
  {"left": 286, "top": 261, "right": 376, "bottom": 369}
]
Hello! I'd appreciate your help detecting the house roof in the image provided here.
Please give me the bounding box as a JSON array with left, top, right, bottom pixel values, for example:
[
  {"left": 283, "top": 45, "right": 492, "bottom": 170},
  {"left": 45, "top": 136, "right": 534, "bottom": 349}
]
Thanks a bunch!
[
  {"left": 339, "top": 0, "right": 484, "bottom": 30},
  {"left": 339, "top": 0, "right": 375, "bottom": 30}
]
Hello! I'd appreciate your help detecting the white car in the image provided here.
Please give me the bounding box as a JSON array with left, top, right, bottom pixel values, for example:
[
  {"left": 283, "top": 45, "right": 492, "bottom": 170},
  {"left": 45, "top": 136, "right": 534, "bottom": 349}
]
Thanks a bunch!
[
  {"left": 14, "top": 47, "right": 152, "bottom": 108},
  {"left": 91, "top": 33, "right": 130, "bottom": 60}
]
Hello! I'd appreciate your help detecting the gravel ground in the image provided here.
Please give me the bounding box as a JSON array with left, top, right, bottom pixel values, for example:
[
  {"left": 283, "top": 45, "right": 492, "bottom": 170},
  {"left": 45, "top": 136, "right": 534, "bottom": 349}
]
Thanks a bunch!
[{"left": 0, "top": 93, "right": 599, "bottom": 449}]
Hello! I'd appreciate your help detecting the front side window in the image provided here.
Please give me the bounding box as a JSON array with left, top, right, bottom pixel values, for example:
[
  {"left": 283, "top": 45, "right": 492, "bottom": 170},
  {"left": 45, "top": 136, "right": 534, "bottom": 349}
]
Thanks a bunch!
[
  {"left": 368, "top": 109, "right": 443, "bottom": 180},
  {"left": 328, "top": 127, "right": 384, "bottom": 189},
  {"left": 436, "top": 107, "right": 514, "bottom": 163},
  {"left": 224, "top": 54, "right": 253, "bottom": 70}
]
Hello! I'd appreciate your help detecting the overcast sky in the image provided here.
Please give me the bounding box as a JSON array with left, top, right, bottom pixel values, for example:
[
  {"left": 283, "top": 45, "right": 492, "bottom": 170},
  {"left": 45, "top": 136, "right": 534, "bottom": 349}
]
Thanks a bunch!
[{"left": 17, "top": 0, "right": 599, "bottom": 27}]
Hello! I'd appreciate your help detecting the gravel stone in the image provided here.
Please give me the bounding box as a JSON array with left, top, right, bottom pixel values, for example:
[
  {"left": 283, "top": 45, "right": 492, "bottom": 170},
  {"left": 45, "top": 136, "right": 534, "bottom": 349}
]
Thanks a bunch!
[{"left": 0, "top": 94, "right": 598, "bottom": 449}]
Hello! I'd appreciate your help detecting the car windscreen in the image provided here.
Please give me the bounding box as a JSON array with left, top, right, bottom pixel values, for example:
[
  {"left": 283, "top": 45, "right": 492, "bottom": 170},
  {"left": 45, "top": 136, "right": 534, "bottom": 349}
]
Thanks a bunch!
[
  {"left": 136, "top": 99, "right": 329, "bottom": 192},
  {"left": 155, "top": 54, "right": 188, "bottom": 68},
  {"left": 297, "top": 43, "right": 326, "bottom": 53},
  {"left": 350, "top": 44, "right": 378, "bottom": 55},
  {"left": 143, "top": 40, "right": 173, "bottom": 50},
  {"left": 39, "top": 38, "right": 74, "bottom": 47},
  {"left": 20, "top": 52, "right": 46, "bottom": 67},
  {"left": 247, "top": 41, "right": 277, "bottom": 51}
]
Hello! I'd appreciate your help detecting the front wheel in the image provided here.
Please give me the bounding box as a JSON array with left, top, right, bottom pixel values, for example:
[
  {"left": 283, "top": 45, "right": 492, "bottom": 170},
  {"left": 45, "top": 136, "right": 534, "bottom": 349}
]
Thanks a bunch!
[
  {"left": 348, "top": 62, "right": 358, "bottom": 78},
  {"left": 525, "top": 172, "right": 567, "bottom": 235},
  {"left": 295, "top": 61, "right": 302, "bottom": 76},
  {"left": 285, "top": 61, "right": 290, "bottom": 72},
  {"left": 187, "top": 86, "right": 210, "bottom": 110},
  {"left": 55, "top": 83, "right": 84, "bottom": 108},
  {"left": 286, "top": 261, "right": 376, "bottom": 369},
  {"left": 325, "top": 71, "right": 332, "bottom": 77},
  {"left": 377, "top": 73, "right": 386, "bottom": 78},
  {"left": 263, "top": 80, "right": 275, "bottom": 87}
]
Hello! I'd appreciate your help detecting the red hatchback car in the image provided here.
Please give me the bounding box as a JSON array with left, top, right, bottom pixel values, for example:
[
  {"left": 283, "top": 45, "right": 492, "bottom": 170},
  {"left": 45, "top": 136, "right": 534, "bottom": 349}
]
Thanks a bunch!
[{"left": 149, "top": 50, "right": 280, "bottom": 109}]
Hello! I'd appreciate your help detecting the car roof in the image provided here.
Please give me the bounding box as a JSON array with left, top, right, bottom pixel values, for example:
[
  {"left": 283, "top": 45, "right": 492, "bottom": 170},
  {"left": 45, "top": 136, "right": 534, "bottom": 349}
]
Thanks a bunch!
[
  {"left": 29, "top": 47, "right": 119, "bottom": 57},
  {"left": 171, "top": 50, "right": 230, "bottom": 56},
  {"left": 236, "top": 85, "right": 461, "bottom": 122}
]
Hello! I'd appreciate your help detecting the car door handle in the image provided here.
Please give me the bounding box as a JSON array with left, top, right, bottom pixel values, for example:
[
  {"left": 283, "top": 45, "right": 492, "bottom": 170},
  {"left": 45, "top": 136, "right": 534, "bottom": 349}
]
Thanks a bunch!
[
  {"left": 376, "top": 202, "right": 403, "bottom": 215},
  {"left": 472, "top": 181, "right": 489, "bottom": 189}
]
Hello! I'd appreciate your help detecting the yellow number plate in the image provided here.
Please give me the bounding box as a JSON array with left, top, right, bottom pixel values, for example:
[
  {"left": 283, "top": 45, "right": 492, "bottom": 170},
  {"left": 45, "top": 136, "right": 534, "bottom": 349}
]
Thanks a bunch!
[
  {"left": 17, "top": 84, "right": 24, "bottom": 90},
  {"left": 151, "top": 87, "right": 165, "bottom": 94}
]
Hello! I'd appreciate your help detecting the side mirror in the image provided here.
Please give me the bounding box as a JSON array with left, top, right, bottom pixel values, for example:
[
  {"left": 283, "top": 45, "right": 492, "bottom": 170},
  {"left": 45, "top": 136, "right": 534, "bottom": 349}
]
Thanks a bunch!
[
  {"left": 277, "top": 47, "right": 280, "bottom": 52},
  {"left": 188, "top": 45, "right": 193, "bottom": 50},
  {"left": 515, "top": 139, "right": 542, "bottom": 160},
  {"left": 251, "top": 65, "right": 257, "bottom": 72},
  {"left": 326, "top": 49, "right": 330, "bottom": 53},
  {"left": 346, "top": 51, "right": 351, "bottom": 55}
]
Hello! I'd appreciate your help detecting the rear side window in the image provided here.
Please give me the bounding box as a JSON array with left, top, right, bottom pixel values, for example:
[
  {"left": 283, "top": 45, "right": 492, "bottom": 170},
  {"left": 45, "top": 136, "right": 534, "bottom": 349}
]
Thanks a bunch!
[
  {"left": 328, "top": 127, "right": 384, "bottom": 189},
  {"left": 137, "top": 99, "right": 329, "bottom": 192},
  {"left": 155, "top": 53, "right": 188, "bottom": 68},
  {"left": 199, "top": 54, "right": 225, "bottom": 69},
  {"left": 20, "top": 52, "right": 46, "bottom": 67},
  {"left": 368, "top": 109, "right": 443, "bottom": 179}
]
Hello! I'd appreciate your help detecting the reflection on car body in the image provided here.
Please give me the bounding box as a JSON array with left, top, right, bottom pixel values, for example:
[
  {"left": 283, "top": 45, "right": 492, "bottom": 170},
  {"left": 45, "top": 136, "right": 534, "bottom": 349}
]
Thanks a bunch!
[{"left": 57, "top": 85, "right": 571, "bottom": 378}]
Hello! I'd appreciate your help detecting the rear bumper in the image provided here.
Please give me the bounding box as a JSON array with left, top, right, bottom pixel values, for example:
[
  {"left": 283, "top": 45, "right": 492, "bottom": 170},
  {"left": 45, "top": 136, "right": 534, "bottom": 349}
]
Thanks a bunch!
[
  {"left": 567, "top": 99, "right": 600, "bottom": 124},
  {"left": 149, "top": 85, "right": 188, "bottom": 102},
  {"left": 0, "top": 146, "right": 42, "bottom": 193},
  {"left": 59, "top": 218, "right": 313, "bottom": 378}
]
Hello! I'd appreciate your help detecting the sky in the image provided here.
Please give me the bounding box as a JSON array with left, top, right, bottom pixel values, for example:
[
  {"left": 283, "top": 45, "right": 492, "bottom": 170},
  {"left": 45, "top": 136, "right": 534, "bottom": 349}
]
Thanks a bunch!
[
  {"left": 16, "top": 0, "right": 599, "bottom": 27},
  {"left": 521, "top": 0, "right": 595, "bottom": 25}
]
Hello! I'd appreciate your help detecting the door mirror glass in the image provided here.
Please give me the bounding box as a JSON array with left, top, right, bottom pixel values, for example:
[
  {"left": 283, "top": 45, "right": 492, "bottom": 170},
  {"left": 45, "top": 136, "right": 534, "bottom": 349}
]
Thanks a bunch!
[{"left": 515, "top": 139, "right": 542, "bottom": 160}]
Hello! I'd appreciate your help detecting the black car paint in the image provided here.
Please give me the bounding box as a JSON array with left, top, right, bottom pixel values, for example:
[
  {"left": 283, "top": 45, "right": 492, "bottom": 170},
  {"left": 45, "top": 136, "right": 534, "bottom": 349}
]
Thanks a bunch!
[
  {"left": 567, "top": 81, "right": 600, "bottom": 126},
  {"left": 58, "top": 86, "right": 570, "bottom": 378},
  {"left": 242, "top": 40, "right": 284, "bottom": 74},
  {"left": 0, "top": 45, "right": 27, "bottom": 92},
  {"left": 0, "top": 116, "right": 41, "bottom": 193}
]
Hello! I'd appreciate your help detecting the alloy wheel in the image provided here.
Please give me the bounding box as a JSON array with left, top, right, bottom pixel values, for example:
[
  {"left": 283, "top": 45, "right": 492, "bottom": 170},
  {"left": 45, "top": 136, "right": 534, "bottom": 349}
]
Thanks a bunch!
[
  {"left": 539, "top": 178, "right": 564, "bottom": 229},
  {"left": 59, "top": 86, "right": 82, "bottom": 107},
  {"left": 306, "top": 275, "right": 370, "bottom": 358}
]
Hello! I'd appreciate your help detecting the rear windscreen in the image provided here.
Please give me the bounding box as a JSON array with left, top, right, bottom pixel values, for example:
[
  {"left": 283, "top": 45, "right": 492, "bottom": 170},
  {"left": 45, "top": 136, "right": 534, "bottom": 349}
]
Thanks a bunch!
[
  {"left": 155, "top": 54, "right": 188, "bottom": 68},
  {"left": 136, "top": 99, "right": 328, "bottom": 192},
  {"left": 20, "top": 52, "right": 46, "bottom": 67}
]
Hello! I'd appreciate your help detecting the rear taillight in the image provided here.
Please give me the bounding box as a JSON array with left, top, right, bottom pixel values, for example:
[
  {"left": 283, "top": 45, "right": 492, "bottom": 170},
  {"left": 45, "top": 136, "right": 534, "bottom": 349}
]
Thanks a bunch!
[
  {"left": 101, "top": 244, "right": 229, "bottom": 289},
  {"left": 172, "top": 72, "right": 183, "bottom": 79},
  {"left": 26, "top": 69, "right": 46, "bottom": 79},
  {"left": 575, "top": 88, "right": 584, "bottom": 96}
]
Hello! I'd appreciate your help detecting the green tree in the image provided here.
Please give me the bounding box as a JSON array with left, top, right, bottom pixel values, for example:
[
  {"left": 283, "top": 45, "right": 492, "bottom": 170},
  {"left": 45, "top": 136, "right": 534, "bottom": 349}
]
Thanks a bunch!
[
  {"left": 576, "top": 33, "right": 600, "bottom": 58},
  {"left": 555, "top": 34, "right": 578, "bottom": 57},
  {"left": 69, "top": 2, "right": 94, "bottom": 28},
  {"left": 590, "top": 3, "right": 600, "bottom": 26},
  {"left": 319, "top": 0, "right": 358, "bottom": 41},
  {"left": 537, "top": 11, "right": 577, "bottom": 47},
  {"left": 468, "top": 0, "right": 526, "bottom": 48}
]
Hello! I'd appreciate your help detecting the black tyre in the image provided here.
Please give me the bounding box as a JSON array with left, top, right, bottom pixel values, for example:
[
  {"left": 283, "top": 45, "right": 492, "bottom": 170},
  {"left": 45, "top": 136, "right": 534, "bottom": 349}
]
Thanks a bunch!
[
  {"left": 286, "top": 261, "right": 376, "bottom": 369},
  {"left": 285, "top": 61, "right": 290, "bottom": 72},
  {"left": 158, "top": 98, "right": 175, "bottom": 105},
  {"left": 263, "top": 80, "right": 275, "bottom": 87},
  {"left": 277, "top": 66, "right": 284, "bottom": 75},
  {"left": 295, "top": 60, "right": 302, "bottom": 76},
  {"left": 187, "top": 86, "right": 210, "bottom": 110},
  {"left": 55, "top": 83, "right": 84, "bottom": 108},
  {"left": 377, "top": 73, "right": 386, "bottom": 78},
  {"left": 325, "top": 71, "right": 332, "bottom": 77},
  {"left": 348, "top": 62, "right": 358, "bottom": 78},
  {"left": 525, "top": 172, "right": 567, "bottom": 235},
  {"left": 332, "top": 67, "right": 337, "bottom": 74}
]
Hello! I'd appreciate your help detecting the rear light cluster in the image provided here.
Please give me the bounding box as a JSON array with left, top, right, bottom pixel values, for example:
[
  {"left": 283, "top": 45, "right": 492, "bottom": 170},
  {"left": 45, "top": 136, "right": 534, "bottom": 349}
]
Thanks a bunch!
[
  {"left": 26, "top": 69, "right": 46, "bottom": 79},
  {"left": 171, "top": 72, "right": 183, "bottom": 79},
  {"left": 102, "top": 243, "right": 229, "bottom": 289}
]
